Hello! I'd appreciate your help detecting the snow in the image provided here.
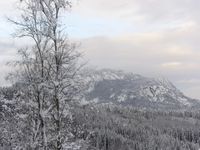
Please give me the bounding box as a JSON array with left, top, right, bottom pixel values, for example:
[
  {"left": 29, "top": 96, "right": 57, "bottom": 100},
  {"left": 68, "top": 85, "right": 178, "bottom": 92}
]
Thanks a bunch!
[
  {"left": 178, "top": 97, "right": 191, "bottom": 106},
  {"left": 17, "top": 114, "right": 28, "bottom": 119},
  {"left": 2, "top": 105, "right": 9, "bottom": 110},
  {"left": 84, "top": 68, "right": 195, "bottom": 107},
  {"left": 86, "top": 85, "right": 95, "bottom": 92},
  {"left": 63, "top": 140, "right": 88, "bottom": 150},
  {"left": 1, "top": 98, "right": 15, "bottom": 104},
  {"left": 110, "top": 93, "right": 115, "bottom": 98},
  {"left": 91, "top": 98, "right": 99, "bottom": 103},
  {"left": 117, "top": 94, "right": 127, "bottom": 102},
  {"left": 129, "top": 94, "right": 136, "bottom": 99},
  {"left": 79, "top": 98, "right": 90, "bottom": 105}
]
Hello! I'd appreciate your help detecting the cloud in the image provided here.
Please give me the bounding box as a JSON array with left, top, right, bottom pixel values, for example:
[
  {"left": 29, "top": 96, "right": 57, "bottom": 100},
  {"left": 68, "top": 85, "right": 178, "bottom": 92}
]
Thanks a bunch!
[
  {"left": 178, "top": 79, "right": 200, "bottom": 85},
  {"left": 182, "top": 86, "right": 200, "bottom": 99},
  {"left": 0, "top": 0, "right": 19, "bottom": 17},
  {"left": 79, "top": 24, "right": 200, "bottom": 99},
  {"left": 0, "top": 37, "right": 19, "bottom": 86},
  {"left": 73, "top": 0, "right": 200, "bottom": 24},
  {"left": 161, "top": 62, "right": 182, "bottom": 68},
  {"left": 0, "top": 0, "right": 200, "bottom": 99}
]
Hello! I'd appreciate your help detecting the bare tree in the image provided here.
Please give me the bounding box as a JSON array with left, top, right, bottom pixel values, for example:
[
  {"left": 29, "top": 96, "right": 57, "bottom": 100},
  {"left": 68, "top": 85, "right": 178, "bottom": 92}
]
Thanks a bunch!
[{"left": 9, "top": 0, "right": 83, "bottom": 149}]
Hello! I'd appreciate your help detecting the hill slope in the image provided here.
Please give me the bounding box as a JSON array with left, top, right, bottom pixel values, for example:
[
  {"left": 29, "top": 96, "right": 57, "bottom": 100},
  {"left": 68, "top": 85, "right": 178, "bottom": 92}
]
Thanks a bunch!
[{"left": 83, "top": 69, "right": 200, "bottom": 110}]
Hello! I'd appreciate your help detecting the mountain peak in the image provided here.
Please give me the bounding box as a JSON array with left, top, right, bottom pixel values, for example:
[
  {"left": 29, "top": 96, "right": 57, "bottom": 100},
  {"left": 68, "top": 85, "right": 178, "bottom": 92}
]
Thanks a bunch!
[{"left": 83, "top": 68, "right": 200, "bottom": 110}]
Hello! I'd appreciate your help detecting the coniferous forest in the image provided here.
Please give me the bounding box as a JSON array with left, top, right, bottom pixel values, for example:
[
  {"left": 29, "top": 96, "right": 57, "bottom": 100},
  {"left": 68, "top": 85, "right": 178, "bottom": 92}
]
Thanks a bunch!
[{"left": 2, "top": 85, "right": 200, "bottom": 149}]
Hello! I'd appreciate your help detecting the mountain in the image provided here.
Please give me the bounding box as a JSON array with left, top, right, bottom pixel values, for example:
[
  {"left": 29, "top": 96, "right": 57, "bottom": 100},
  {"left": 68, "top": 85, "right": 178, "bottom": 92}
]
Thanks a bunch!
[{"left": 82, "top": 69, "right": 200, "bottom": 110}]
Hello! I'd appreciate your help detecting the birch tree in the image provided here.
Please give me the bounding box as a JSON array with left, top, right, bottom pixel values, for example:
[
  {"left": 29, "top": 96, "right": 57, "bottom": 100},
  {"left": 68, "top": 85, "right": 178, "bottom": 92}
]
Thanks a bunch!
[{"left": 9, "top": 0, "right": 83, "bottom": 149}]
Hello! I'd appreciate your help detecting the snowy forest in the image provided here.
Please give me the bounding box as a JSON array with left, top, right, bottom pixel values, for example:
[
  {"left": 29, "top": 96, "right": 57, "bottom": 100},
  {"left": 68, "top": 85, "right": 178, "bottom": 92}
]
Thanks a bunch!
[
  {"left": 1, "top": 0, "right": 200, "bottom": 150},
  {"left": 2, "top": 86, "right": 200, "bottom": 149}
]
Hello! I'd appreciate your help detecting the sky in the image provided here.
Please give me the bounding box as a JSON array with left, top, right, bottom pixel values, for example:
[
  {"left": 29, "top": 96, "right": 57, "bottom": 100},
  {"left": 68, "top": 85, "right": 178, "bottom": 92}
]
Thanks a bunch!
[{"left": 0, "top": 0, "right": 200, "bottom": 99}]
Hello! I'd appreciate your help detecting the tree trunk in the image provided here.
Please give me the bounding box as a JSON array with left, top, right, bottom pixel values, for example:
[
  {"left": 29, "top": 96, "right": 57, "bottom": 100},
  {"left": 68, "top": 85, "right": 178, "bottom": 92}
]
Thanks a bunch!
[{"left": 56, "top": 97, "right": 61, "bottom": 150}]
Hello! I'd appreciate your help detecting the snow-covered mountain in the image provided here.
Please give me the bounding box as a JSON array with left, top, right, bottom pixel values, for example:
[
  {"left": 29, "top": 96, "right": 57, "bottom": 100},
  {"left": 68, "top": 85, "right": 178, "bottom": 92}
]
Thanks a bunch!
[{"left": 82, "top": 69, "right": 200, "bottom": 110}]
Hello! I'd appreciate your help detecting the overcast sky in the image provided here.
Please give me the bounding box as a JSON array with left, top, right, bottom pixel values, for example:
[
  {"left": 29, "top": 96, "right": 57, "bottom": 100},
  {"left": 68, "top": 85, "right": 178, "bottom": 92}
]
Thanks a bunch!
[{"left": 0, "top": 0, "right": 200, "bottom": 99}]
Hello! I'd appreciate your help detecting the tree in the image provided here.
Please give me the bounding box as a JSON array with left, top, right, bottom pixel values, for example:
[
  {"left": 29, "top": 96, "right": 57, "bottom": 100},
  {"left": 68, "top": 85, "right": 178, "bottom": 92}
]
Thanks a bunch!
[{"left": 9, "top": 0, "right": 83, "bottom": 149}]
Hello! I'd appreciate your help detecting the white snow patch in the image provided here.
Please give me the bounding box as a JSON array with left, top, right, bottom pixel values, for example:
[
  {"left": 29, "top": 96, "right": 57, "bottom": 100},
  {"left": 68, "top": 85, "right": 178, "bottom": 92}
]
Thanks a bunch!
[
  {"left": 79, "top": 98, "right": 89, "bottom": 105},
  {"left": 110, "top": 93, "right": 115, "bottom": 98},
  {"left": 130, "top": 94, "right": 136, "bottom": 99},
  {"left": 91, "top": 98, "right": 99, "bottom": 103},
  {"left": 178, "top": 97, "right": 191, "bottom": 106},
  {"left": 17, "top": 114, "right": 28, "bottom": 119},
  {"left": 117, "top": 94, "right": 127, "bottom": 102}
]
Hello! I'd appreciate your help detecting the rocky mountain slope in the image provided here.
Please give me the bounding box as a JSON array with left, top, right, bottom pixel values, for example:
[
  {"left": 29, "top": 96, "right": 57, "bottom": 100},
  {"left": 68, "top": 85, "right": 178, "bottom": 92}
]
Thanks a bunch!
[{"left": 82, "top": 69, "right": 200, "bottom": 110}]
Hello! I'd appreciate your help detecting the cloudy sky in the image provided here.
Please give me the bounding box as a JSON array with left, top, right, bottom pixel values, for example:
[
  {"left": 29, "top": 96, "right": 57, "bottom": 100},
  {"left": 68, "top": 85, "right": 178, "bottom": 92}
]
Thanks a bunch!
[{"left": 0, "top": 0, "right": 200, "bottom": 99}]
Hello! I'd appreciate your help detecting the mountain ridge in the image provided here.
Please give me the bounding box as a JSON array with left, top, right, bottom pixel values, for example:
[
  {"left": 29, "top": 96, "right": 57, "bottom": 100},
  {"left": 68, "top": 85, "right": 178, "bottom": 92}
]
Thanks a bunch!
[{"left": 82, "top": 69, "right": 200, "bottom": 110}]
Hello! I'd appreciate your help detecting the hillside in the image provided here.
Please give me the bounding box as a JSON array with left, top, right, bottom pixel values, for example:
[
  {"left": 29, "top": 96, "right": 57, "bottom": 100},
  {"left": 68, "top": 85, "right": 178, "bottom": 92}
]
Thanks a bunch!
[
  {"left": 83, "top": 69, "right": 200, "bottom": 110},
  {"left": 2, "top": 69, "right": 200, "bottom": 149},
  {"left": 71, "top": 104, "right": 200, "bottom": 150}
]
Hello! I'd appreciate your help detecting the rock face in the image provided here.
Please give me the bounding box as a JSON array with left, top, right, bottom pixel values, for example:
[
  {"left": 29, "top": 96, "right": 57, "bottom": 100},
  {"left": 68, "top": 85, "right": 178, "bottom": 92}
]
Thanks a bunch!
[{"left": 83, "top": 69, "right": 200, "bottom": 110}]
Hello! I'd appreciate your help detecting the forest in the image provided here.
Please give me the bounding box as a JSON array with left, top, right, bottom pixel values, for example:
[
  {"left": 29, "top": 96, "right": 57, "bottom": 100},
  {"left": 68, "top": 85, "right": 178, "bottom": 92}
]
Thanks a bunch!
[{"left": 2, "top": 85, "right": 200, "bottom": 149}]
